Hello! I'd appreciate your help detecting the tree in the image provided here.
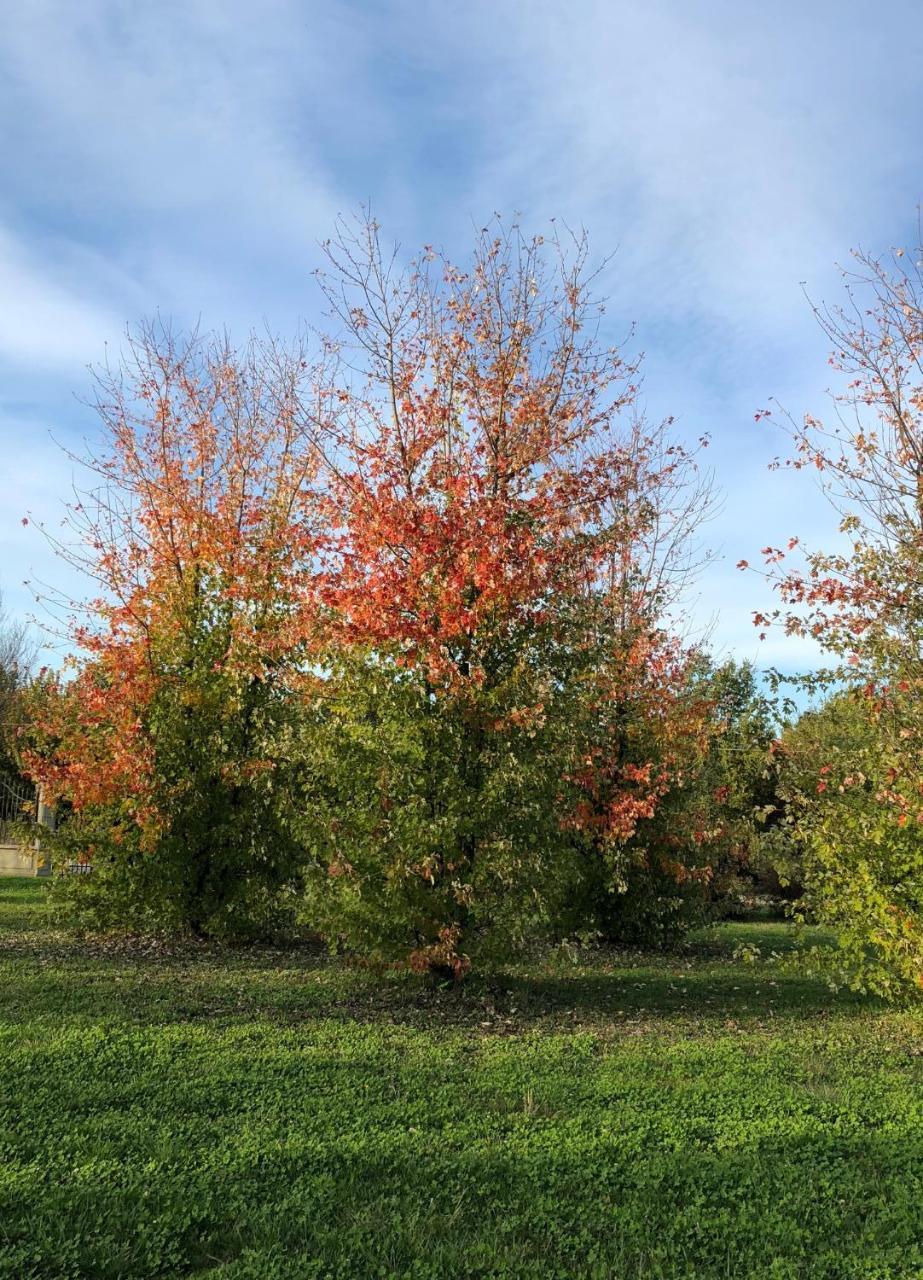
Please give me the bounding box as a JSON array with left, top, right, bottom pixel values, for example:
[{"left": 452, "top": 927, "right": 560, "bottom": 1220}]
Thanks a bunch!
[
  {"left": 768, "top": 691, "right": 923, "bottom": 997},
  {"left": 296, "top": 216, "right": 715, "bottom": 973},
  {"left": 746, "top": 232, "right": 923, "bottom": 996},
  {"left": 578, "top": 655, "right": 784, "bottom": 946},
  {"left": 23, "top": 327, "right": 328, "bottom": 938},
  {"left": 0, "top": 590, "right": 36, "bottom": 785},
  {"left": 691, "top": 658, "right": 784, "bottom": 899}
]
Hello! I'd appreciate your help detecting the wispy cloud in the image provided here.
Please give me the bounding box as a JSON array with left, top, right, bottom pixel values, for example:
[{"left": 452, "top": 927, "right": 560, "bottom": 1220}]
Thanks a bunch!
[
  {"left": 0, "top": 0, "right": 920, "bottom": 671},
  {"left": 0, "top": 227, "right": 125, "bottom": 370}
]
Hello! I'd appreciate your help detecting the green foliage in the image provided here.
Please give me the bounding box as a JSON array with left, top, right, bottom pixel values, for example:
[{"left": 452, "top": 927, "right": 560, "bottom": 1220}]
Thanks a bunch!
[
  {"left": 581, "top": 657, "right": 783, "bottom": 949},
  {"left": 1, "top": 879, "right": 921, "bottom": 1280},
  {"left": 775, "top": 692, "right": 923, "bottom": 1000},
  {"left": 39, "top": 628, "right": 306, "bottom": 942},
  {"left": 297, "top": 647, "right": 583, "bottom": 972},
  {"left": 142, "top": 652, "right": 305, "bottom": 942},
  {"left": 679, "top": 657, "right": 780, "bottom": 878},
  {"left": 590, "top": 858, "right": 711, "bottom": 948}
]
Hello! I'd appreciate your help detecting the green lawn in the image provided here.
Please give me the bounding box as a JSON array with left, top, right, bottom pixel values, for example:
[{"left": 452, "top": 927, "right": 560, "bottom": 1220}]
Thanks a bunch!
[{"left": 0, "top": 879, "right": 920, "bottom": 1279}]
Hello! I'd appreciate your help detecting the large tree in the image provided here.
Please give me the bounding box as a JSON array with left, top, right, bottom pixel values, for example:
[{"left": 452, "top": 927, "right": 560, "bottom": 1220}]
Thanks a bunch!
[{"left": 297, "top": 217, "right": 715, "bottom": 973}]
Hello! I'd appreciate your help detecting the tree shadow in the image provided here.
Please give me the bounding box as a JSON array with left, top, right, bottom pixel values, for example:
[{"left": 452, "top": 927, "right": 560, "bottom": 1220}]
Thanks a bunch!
[
  {"left": 0, "top": 925, "right": 881, "bottom": 1032},
  {"left": 0, "top": 879, "right": 888, "bottom": 1031},
  {"left": 492, "top": 964, "right": 870, "bottom": 1027}
]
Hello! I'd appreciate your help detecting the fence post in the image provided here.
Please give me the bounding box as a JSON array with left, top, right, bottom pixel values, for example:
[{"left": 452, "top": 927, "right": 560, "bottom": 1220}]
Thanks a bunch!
[{"left": 33, "top": 787, "right": 54, "bottom": 877}]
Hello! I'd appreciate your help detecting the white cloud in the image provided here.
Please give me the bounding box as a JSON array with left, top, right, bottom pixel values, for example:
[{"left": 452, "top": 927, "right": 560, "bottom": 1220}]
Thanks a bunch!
[
  {"left": 0, "top": 0, "right": 365, "bottom": 355},
  {"left": 0, "top": 228, "right": 124, "bottom": 370},
  {"left": 0, "top": 2, "right": 345, "bottom": 246},
  {"left": 0, "top": 419, "right": 95, "bottom": 655},
  {"left": 0, "top": 0, "right": 920, "bottom": 669}
]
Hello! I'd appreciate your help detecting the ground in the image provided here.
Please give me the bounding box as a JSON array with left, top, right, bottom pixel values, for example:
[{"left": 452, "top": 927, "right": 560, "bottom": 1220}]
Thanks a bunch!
[{"left": 0, "top": 879, "right": 920, "bottom": 1280}]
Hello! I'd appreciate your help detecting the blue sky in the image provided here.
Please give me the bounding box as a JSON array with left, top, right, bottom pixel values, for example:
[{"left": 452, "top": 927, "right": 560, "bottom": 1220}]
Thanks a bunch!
[{"left": 1, "top": 0, "right": 922, "bottom": 670}]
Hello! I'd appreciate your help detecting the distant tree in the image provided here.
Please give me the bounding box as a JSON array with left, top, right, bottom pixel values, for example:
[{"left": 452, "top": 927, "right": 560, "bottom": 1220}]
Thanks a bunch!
[
  {"left": 0, "top": 590, "right": 36, "bottom": 784},
  {"left": 586, "top": 656, "right": 784, "bottom": 946},
  {"left": 768, "top": 691, "right": 868, "bottom": 895},
  {"left": 694, "top": 658, "right": 783, "bottom": 889}
]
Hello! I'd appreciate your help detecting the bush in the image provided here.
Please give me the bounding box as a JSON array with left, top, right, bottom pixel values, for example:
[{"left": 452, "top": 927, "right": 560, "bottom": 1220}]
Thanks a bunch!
[{"left": 775, "top": 691, "right": 923, "bottom": 999}]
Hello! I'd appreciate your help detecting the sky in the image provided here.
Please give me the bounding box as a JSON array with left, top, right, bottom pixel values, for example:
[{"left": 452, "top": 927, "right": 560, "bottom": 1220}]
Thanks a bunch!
[{"left": 1, "top": 0, "right": 921, "bottom": 672}]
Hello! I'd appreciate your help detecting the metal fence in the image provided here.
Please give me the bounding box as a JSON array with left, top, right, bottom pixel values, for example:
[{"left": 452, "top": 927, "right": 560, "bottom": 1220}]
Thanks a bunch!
[{"left": 0, "top": 773, "right": 36, "bottom": 843}]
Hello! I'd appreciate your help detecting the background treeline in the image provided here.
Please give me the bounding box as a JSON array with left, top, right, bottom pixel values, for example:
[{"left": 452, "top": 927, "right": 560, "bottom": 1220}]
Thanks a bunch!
[{"left": 7, "top": 216, "right": 923, "bottom": 998}]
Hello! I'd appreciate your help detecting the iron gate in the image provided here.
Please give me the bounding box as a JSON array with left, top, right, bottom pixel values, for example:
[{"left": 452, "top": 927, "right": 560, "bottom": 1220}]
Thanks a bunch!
[{"left": 0, "top": 773, "right": 36, "bottom": 843}]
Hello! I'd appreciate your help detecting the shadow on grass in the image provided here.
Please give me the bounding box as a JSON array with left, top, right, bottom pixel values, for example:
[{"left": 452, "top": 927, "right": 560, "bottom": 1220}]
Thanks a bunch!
[
  {"left": 500, "top": 967, "right": 877, "bottom": 1026},
  {"left": 0, "top": 937, "right": 878, "bottom": 1035},
  {"left": 0, "top": 877, "right": 884, "bottom": 1032}
]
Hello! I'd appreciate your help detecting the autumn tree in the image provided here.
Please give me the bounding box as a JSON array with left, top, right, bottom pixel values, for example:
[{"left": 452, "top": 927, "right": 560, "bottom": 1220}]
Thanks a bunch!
[
  {"left": 746, "top": 232, "right": 923, "bottom": 996},
  {"left": 598, "top": 656, "right": 786, "bottom": 940},
  {"left": 296, "top": 216, "right": 715, "bottom": 974},
  {"left": 24, "top": 327, "right": 328, "bottom": 938}
]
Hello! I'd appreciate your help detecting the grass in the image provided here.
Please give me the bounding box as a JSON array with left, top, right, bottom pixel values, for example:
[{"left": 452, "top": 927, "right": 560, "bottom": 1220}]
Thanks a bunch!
[{"left": 0, "top": 879, "right": 921, "bottom": 1279}]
